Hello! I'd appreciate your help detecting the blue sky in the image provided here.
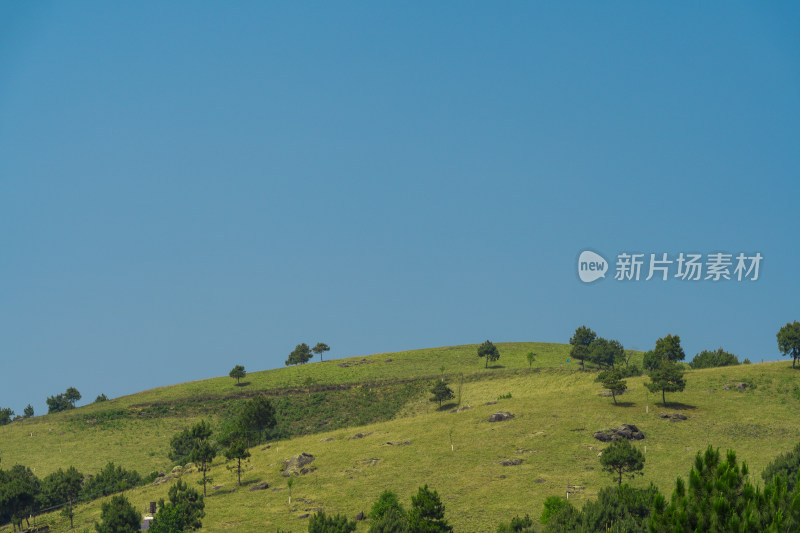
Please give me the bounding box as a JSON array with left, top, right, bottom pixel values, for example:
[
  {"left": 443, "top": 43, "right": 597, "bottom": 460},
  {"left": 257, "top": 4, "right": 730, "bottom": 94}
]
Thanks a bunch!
[{"left": 1, "top": 2, "right": 798, "bottom": 414}]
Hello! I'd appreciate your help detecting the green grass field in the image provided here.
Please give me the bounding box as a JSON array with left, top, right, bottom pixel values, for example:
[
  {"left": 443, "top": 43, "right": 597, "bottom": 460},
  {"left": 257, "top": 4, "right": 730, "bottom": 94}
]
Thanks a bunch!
[{"left": 1, "top": 343, "right": 798, "bottom": 532}]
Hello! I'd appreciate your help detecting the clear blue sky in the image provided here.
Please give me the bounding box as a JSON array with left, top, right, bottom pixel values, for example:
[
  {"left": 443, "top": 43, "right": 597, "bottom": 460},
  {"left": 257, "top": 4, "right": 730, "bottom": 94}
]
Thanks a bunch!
[{"left": 2, "top": 2, "right": 799, "bottom": 414}]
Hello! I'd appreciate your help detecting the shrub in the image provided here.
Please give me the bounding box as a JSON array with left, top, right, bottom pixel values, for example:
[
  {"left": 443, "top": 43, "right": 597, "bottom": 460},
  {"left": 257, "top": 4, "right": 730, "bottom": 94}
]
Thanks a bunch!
[{"left": 689, "top": 348, "right": 740, "bottom": 369}]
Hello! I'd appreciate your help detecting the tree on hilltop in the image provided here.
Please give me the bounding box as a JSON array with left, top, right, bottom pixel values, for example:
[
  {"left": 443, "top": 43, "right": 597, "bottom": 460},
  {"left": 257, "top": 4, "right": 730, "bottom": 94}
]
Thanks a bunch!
[
  {"left": 569, "top": 326, "right": 596, "bottom": 371},
  {"left": 477, "top": 340, "right": 500, "bottom": 369},
  {"left": 312, "top": 342, "right": 331, "bottom": 362},
  {"left": 777, "top": 321, "right": 800, "bottom": 368},
  {"left": 286, "top": 343, "right": 313, "bottom": 365},
  {"left": 229, "top": 364, "right": 246, "bottom": 384}
]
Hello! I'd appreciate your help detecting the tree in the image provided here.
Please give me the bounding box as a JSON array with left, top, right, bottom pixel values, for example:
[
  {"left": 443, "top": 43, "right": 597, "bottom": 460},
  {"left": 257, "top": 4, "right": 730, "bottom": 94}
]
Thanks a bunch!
[
  {"left": 238, "top": 396, "right": 277, "bottom": 446},
  {"left": 370, "top": 507, "right": 409, "bottom": 533},
  {"left": 46, "top": 394, "right": 72, "bottom": 414},
  {"left": 286, "top": 343, "right": 313, "bottom": 366},
  {"left": 589, "top": 338, "right": 625, "bottom": 369},
  {"left": 23, "top": 405, "right": 33, "bottom": 418},
  {"left": 189, "top": 421, "right": 216, "bottom": 497},
  {"left": 407, "top": 485, "right": 453, "bottom": 532},
  {"left": 229, "top": 365, "right": 246, "bottom": 385},
  {"left": 540, "top": 496, "right": 568, "bottom": 525},
  {"left": 497, "top": 514, "right": 535, "bottom": 533},
  {"left": 169, "top": 428, "right": 196, "bottom": 465},
  {"left": 95, "top": 394, "right": 108, "bottom": 403},
  {"left": 762, "top": 441, "right": 800, "bottom": 493},
  {"left": 477, "top": 340, "right": 500, "bottom": 369},
  {"left": 95, "top": 494, "right": 141, "bottom": 533},
  {"left": 543, "top": 484, "right": 660, "bottom": 532},
  {"left": 150, "top": 479, "right": 205, "bottom": 533},
  {"left": 652, "top": 334, "right": 685, "bottom": 367},
  {"left": 65, "top": 387, "right": 82, "bottom": 406},
  {"left": 649, "top": 446, "right": 752, "bottom": 532},
  {"left": 0, "top": 465, "right": 41, "bottom": 530},
  {"left": 0, "top": 407, "right": 13, "bottom": 426},
  {"left": 312, "top": 342, "right": 331, "bottom": 362},
  {"left": 525, "top": 352, "right": 536, "bottom": 369},
  {"left": 308, "top": 511, "right": 357, "bottom": 533},
  {"left": 600, "top": 439, "right": 645, "bottom": 486},
  {"left": 223, "top": 438, "right": 250, "bottom": 486},
  {"left": 430, "top": 381, "right": 454, "bottom": 408},
  {"left": 41, "top": 466, "right": 83, "bottom": 529},
  {"left": 370, "top": 490, "right": 405, "bottom": 521},
  {"left": 569, "top": 326, "right": 596, "bottom": 371},
  {"left": 777, "top": 321, "right": 800, "bottom": 369},
  {"left": 46, "top": 387, "right": 82, "bottom": 413},
  {"left": 596, "top": 369, "right": 627, "bottom": 405},
  {"left": 80, "top": 462, "right": 142, "bottom": 501},
  {"left": 645, "top": 362, "right": 686, "bottom": 406},
  {"left": 689, "top": 348, "right": 740, "bottom": 369}
]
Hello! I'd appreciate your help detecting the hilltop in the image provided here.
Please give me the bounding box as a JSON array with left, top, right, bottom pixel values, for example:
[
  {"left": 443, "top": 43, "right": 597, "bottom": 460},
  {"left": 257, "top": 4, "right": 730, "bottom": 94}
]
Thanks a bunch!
[{"left": 1, "top": 342, "right": 799, "bottom": 532}]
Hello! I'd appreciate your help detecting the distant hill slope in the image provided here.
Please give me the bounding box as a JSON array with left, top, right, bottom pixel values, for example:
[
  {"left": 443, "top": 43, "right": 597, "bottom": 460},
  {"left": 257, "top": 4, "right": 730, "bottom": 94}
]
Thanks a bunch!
[{"left": 3, "top": 344, "right": 800, "bottom": 532}]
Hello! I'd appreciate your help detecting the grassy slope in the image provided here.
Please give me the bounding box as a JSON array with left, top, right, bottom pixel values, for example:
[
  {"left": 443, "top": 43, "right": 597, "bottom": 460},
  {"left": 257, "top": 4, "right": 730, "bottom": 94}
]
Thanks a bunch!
[{"left": 2, "top": 345, "right": 799, "bottom": 532}]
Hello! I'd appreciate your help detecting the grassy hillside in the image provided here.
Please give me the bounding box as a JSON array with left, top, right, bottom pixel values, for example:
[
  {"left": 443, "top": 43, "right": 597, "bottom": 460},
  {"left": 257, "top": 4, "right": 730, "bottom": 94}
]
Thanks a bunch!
[{"left": 2, "top": 344, "right": 799, "bottom": 532}]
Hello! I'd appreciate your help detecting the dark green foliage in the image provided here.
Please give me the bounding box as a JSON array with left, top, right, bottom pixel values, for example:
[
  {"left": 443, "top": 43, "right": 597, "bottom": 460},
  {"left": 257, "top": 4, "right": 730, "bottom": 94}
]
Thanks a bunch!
[
  {"left": 286, "top": 343, "right": 313, "bottom": 366},
  {"left": 653, "top": 334, "right": 685, "bottom": 363},
  {"left": 95, "top": 394, "right": 109, "bottom": 403},
  {"left": 477, "top": 340, "right": 500, "bottom": 369},
  {"left": 642, "top": 350, "right": 660, "bottom": 372},
  {"left": 223, "top": 439, "right": 250, "bottom": 485},
  {"left": 81, "top": 462, "right": 142, "bottom": 501},
  {"left": 540, "top": 496, "right": 567, "bottom": 525},
  {"left": 569, "top": 325, "right": 597, "bottom": 347},
  {"left": 589, "top": 338, "right": 625, "bottom": 369},
  {"left": 23, "top": 405, "right": 33, "bottom": 418},
  {"left": 525, "top": 352, "right": 536, "bottom": 368},
  {"left": 47, "top": 387, "right": 82, "bottom": 413},
  {"left": 46, "top": 394, "right": 72, "bottom": 413},
  {"left": 307, "top": 510, "right": 357, "bottom": 533},
  {"left": 0, "top": 408, "right": 13, "bottom": 426},
  {"left": 597, "top": 369, "right": 627, "bottom": 405},
  {"left": 689, "top": 348, "right": 740, "bottom": 369},
  {"left": 95, "top": 494, "right": 141, "bottom": 533},
  {"left": 496, "top": 514, "right": 534, "bottom": 532},
  {"left": 429, "top": 380, "right": 454, "bottom": 408},
  {"left": 777, "top": 321, "right": 800, "bottom": 368},
  {"left": 645, "top": 362, "right": 686, "bottom": 406},
  {"left": 408, "top": 485, "right": 453, "bottom": 532},
  {"left": 169, "top": 428, "right": 196, "bottom": 465},
  {"left": 649, "top": 446, "right": 764, "bottom": 532},
  {"left": 742, "top": 358, "right": 752, "bottom": 364},
  {"left": 238, "top": 396, "right": 277, "bottom": 445},
  {"left": 150, "top": 479, "right": 205, "bottom": 533},
  {"left": 370, "top": 490, "right": 405, "bottom": 520},
  {"left": 40, "top": 466, "right": 83, "bottom": 519},
  {"left": 65, "top": 387, "right": 82, "bottom": 404},
  {"left": 620, "top": 363, "right": 642, "bottom": 377},
  {"left": 600, "top": 439, "right": 645, "bottom": 486},
  {"left": 569, "top": 325, "right": 596, "bottom": 371},
  {"left": 312, "top": 342, "right": 331, "bottom": 362},
  {"left": 189, "top": 425, "right": 216, "bottom": 497},
  {"left": 762, "top": 442, "right": 800, "bottom": 493},
  {"left": 544, "top": 484, "right": 659, "bottom": 532},
  {"left": 229, "top": 365, "right": 246, "bottom": 384},
  {"left": 0, "top": 464, "right": 41, "bottom": 528},
  {"left": 644, "top": 334, "right": 686, "bottom": 373},
  {"left": 369, "top": 507, "right": 409, "bottom": 533}
]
